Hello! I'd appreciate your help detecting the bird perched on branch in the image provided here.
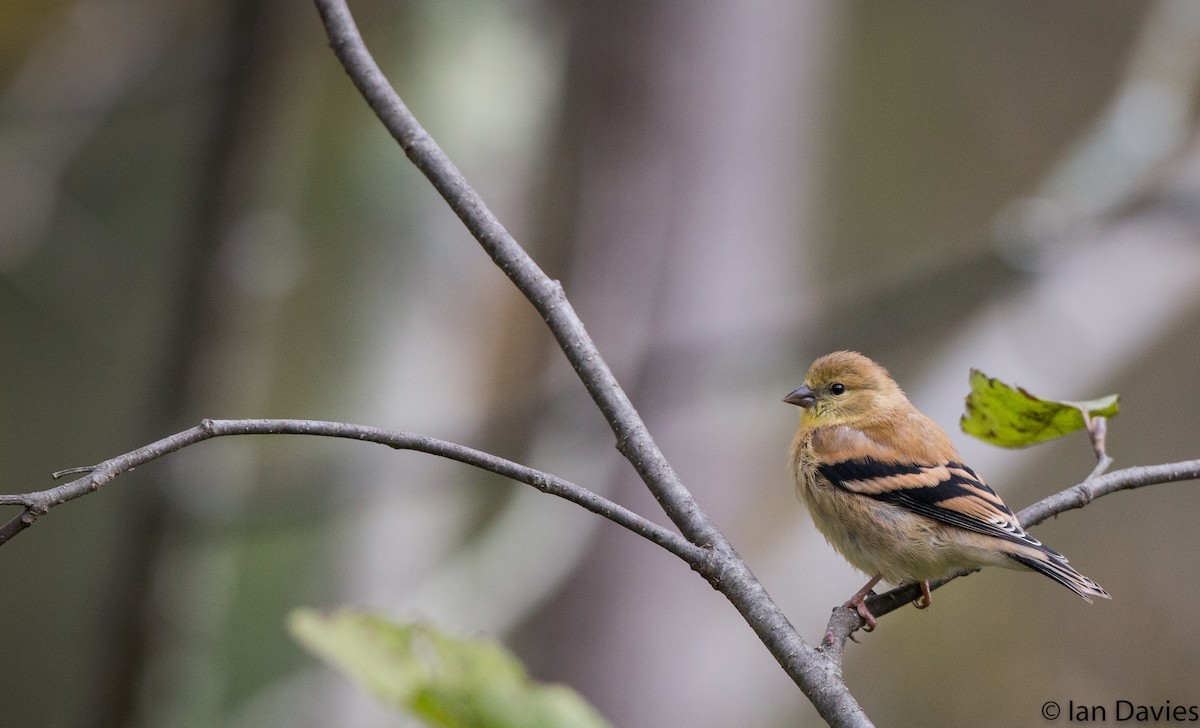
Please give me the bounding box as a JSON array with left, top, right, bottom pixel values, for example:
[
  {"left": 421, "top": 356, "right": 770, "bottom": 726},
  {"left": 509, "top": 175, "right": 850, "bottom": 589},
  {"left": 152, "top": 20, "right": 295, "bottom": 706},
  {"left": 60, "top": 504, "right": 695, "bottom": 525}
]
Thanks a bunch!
[{"left": 785, "top": 351, "right": 1109, "bottom": 630}]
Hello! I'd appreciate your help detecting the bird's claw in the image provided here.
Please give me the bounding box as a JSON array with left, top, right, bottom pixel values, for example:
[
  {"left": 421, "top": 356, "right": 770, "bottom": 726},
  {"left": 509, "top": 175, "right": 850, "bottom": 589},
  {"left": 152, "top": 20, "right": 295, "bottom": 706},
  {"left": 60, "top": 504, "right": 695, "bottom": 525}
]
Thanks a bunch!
[
  {"left": 844, "top": 599, "right": 876, "bottom": 631},
  {"left": 911, "top": 580, "right": 932, "bottom": 610}
]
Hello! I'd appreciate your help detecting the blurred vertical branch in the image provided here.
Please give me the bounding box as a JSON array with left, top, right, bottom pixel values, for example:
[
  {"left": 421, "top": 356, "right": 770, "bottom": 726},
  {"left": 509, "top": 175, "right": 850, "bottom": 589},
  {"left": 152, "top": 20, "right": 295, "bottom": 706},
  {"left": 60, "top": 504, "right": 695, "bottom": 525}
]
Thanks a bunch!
[{"left": 86, "top": 2, "right": 275, "bottom": 726}]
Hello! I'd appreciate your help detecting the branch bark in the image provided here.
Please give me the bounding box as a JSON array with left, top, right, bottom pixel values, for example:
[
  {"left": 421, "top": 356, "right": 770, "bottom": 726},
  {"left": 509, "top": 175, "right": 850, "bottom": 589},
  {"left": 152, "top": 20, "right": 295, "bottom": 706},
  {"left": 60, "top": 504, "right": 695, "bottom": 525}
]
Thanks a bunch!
[
  {"left": 311, "top": 0, "right": 709, "bottom": 543},
  {"left": 0, "top": 419, "right": 702, "bottom": 563}
]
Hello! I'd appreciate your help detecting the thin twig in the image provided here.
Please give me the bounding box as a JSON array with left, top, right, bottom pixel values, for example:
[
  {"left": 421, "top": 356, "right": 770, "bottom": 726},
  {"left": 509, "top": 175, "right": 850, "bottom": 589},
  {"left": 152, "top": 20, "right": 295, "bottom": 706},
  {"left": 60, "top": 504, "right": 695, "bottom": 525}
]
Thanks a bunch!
[
  {"left": 311, "top": 0, "right": 709, "bottom": 547},
  {"left": 1018, "top": 458, "right": 1200, "bottom": 527},
  {"left": 1081, "top": 412, "right": 1113, "bottom": 479},
  {"left": 0, "top": 419, "right": 703, "bottom": 564},
  {"left": 1086, "top": 454, "right": 1114, "bottom": 482}
]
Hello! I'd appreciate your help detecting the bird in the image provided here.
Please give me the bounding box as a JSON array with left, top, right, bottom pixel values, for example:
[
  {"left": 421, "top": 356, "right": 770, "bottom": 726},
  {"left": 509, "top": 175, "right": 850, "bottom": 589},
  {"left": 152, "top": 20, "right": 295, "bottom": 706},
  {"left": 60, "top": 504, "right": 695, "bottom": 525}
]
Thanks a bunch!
[{"left": 784, "top": 350, "right": 1109, "bottom": 630}]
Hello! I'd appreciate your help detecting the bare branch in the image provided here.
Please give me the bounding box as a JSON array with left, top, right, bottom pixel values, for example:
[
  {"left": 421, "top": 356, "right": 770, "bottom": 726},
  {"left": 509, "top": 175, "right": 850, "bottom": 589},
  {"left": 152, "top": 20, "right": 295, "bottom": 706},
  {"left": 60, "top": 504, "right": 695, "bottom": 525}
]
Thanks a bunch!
[
  {"left": 1081, "top": 413, "right": 1113, "bottom": 479},
  {"left": 1018, "top": 458, "right": 1200, "bottom": 527},
  {"left": 0, "top": 419, "right": 703, "bottom": 564},
  {"left": 310, "top": 0, "right": 711, "bottom": 546}
]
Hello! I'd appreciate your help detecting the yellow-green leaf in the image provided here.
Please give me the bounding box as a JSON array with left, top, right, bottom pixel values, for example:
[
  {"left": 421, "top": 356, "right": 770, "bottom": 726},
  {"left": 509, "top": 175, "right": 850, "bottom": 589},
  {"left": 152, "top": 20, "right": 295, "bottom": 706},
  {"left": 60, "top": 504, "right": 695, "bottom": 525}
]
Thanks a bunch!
[
  {"left": 289, "top": 609, "right": 612, "bottom": 728},
  {"left": 960, "top": 369, "right": 1119, "bottom": 448}
]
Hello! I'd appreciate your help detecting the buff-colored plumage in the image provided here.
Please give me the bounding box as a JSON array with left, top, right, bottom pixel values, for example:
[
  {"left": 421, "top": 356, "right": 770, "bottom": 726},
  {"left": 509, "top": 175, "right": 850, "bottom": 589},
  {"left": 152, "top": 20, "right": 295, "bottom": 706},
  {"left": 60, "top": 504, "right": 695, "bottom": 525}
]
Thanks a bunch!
[{"left": 785, "top": 351, "right": 1109, "bottom": 629}]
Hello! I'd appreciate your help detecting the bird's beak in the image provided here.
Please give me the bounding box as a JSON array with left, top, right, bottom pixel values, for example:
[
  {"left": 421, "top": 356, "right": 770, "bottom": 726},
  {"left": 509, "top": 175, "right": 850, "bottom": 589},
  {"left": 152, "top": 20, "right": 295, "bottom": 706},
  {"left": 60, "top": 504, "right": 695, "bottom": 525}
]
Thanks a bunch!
[{"left": 783, "top": 384, "right": 816, "bottom": 408}]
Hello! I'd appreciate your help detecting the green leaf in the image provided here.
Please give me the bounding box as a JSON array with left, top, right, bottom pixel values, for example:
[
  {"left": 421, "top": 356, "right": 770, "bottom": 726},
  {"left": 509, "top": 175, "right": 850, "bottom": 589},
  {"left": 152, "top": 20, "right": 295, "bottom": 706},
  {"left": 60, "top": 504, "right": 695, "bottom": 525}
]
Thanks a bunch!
[
  {"left": 289, "top": 609, "right": 612, "bottom": 728},
  {"left": 960, "top": 369, "right": 1119, "bottom": 448}
]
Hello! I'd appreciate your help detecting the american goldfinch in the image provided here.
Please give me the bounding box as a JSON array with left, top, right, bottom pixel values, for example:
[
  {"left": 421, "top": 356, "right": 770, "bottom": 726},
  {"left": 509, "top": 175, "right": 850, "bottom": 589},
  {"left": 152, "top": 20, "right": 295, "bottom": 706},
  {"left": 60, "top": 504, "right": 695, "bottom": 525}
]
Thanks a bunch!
[{"left": 785, "top": 351, "right": 1109, "bottom": 630}]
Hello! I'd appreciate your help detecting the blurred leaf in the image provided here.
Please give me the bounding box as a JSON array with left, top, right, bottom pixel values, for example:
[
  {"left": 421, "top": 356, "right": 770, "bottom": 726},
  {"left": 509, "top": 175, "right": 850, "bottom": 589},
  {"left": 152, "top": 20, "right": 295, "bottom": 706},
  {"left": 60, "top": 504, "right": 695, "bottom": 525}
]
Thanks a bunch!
[
  {"left": 289, "top": 609, "right": 612, "bottom": 728},
  {"left": 960, "top": 369, "right": 1119, "bottom": 448}
]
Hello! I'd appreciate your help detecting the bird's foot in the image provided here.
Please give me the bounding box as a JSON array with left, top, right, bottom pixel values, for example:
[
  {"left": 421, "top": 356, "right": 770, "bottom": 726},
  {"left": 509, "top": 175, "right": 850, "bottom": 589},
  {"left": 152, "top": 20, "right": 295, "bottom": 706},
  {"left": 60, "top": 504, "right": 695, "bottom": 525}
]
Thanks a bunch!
[
  {"left": 912, "top": 580, "right": 932, "bottom": 610},
  {"left": 843, "top": 574, "right": 883, "bottom": 631},
  {"left": 843, "top": 597, "right": 877, "bottom": 631}
]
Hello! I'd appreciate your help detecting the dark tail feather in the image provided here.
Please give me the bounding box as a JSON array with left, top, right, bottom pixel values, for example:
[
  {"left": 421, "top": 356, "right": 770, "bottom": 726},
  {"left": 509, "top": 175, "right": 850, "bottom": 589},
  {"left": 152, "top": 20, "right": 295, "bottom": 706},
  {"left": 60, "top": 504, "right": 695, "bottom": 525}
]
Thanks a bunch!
[{"left": 1008, "top": 551, "right": 1111, "bottom": 603}]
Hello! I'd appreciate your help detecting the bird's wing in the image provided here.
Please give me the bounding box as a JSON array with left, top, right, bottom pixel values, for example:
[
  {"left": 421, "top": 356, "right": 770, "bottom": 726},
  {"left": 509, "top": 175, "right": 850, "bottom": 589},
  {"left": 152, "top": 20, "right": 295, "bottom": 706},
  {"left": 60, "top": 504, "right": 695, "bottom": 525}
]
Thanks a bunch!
[{"left": 817, "top": 456, "right": 1058, "bottom": 555}]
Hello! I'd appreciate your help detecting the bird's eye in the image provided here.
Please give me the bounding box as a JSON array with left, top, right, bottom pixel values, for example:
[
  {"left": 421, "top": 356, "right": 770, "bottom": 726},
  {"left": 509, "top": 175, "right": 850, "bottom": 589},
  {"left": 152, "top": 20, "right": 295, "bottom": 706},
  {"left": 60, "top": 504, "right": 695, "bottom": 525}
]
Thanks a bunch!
[{"left": 830, "top": 383, "right": 846, "bottom": 395}]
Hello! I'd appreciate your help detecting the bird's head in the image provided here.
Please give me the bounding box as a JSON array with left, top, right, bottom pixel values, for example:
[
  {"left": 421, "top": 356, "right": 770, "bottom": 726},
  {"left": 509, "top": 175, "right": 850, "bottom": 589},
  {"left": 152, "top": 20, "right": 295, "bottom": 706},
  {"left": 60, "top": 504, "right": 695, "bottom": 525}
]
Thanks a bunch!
[{"left": 784, "top": 350, "right": 908, "bottom": 427}]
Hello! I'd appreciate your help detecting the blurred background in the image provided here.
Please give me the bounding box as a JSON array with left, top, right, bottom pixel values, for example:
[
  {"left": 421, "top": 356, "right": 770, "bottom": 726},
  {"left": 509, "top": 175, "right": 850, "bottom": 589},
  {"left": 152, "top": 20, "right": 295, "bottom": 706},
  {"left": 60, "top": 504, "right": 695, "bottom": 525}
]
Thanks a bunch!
[{"left": 2, "top": 0, "right": 1200, "bottom": 726}]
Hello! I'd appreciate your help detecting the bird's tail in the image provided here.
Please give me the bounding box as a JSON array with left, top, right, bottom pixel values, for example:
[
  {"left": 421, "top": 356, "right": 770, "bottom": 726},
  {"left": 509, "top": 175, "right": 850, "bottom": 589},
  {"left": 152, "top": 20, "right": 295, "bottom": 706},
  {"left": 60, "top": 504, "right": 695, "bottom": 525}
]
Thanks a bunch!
[{"left": 1007, "top": 549, "right": 1111, "bottom": 603}]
